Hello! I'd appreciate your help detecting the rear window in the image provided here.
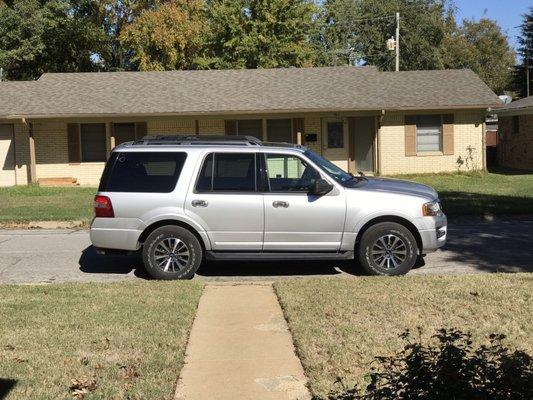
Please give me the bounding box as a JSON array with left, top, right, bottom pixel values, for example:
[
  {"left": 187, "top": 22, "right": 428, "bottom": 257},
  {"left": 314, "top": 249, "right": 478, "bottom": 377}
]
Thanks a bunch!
[
  {"left": 99, "top": 152, "right": 187, "bottom": 192},
  {"left": 195, "top": 153, "right": 257, "bottom": 192}
]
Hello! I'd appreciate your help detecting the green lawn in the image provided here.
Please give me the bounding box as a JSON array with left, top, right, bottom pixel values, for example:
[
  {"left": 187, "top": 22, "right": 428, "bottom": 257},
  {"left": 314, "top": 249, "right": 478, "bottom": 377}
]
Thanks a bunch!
[
  {"left": 0, "top": 168, "right": 532, "bottom": 224},
  {"left": 275, "top": 274, "right": 533, "bottom": 399},
  {"left": 0, "top": 185, "right": 96, "bottom": 224},
  {"left": 392, "top": 168, "right": 533, "bottom": 216},
  {"left": 0, "top": 281, "right": 204, "bottom": 399}
]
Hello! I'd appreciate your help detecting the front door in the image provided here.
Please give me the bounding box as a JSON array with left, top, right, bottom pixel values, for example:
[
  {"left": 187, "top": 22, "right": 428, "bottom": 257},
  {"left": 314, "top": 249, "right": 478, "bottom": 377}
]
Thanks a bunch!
[
  {"left": 185, "top": 152, "right": 264, "bottom": 250},
  {"left": 322, "top": 118, "right": 349, "bottom": 171},
  {"left": 0, "top": 125, "right": 16, "bottom": 187},
  {"left": 353, "top": 116, "right": 375, "bottom": 173},
  {"left": 262, "top": 153, "right": 346, "bottom": 251}
]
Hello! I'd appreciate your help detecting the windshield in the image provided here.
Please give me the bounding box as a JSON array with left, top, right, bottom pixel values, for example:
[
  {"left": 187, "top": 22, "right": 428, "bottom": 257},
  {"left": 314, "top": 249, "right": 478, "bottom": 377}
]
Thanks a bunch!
[{"left": 304, "top": 150, "right": 354, "bottom": 185}]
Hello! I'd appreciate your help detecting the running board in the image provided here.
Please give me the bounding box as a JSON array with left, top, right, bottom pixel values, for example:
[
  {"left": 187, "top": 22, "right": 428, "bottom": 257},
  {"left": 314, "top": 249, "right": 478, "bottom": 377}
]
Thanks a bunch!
[{"left": 205, "top": 251, "right": 354, "bottom": 261}]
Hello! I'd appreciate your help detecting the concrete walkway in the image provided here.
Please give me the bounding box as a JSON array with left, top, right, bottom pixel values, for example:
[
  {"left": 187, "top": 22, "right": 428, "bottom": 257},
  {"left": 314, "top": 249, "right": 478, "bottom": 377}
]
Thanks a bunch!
[{"left": 175, "top": 283, "right": 310, "bottom": 400}]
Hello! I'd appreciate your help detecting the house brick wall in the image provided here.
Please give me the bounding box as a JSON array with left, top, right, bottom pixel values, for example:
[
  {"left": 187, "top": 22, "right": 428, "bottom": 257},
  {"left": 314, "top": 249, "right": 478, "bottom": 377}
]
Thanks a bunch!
[
  {"left": 8, "top": 111, "right": 486, "bottom": 186},
  {"left": 379, "top": 111, "right": 485, "bottom": 175},
  {"left": 498, "top": 115, "right": 533, "bottom": 171}
]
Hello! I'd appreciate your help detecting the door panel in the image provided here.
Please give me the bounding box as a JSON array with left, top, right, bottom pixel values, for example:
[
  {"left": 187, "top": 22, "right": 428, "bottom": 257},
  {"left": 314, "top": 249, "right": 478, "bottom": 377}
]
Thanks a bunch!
[
  {"left": 185, "top": 193, "right": 264, "bottom": 250},
  {"left": 0, "top": 125, "right": 16, "bottom": 187},
  {"left": 184, "top": 152, "right": 263, "bottom": 250},
  {"left": 353, "top": 117, "right": 375, "bottom": 172},
  {"left": 263, "top": 153, "right": 346, "bottom": 251}
]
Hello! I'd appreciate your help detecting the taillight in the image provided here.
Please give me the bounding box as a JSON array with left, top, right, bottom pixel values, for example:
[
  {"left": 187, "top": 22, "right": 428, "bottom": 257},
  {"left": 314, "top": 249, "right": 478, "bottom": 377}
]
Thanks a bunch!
[{"left": 94, "top": 195, "right": 114, "bottom": 218}]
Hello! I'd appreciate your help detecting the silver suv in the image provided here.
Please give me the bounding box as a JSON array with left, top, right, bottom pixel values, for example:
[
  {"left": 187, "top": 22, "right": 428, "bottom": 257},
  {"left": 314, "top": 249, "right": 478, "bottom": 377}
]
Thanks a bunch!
[{"left": 90, "top": 136, "right": 446, "bottom": 279}]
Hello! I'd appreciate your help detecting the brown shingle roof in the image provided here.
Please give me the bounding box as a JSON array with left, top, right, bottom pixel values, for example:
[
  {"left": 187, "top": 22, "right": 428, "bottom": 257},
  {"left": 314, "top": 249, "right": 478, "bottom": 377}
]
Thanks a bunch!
[{"left": 0, "top": 66, "right": 499, "bottom": 119}]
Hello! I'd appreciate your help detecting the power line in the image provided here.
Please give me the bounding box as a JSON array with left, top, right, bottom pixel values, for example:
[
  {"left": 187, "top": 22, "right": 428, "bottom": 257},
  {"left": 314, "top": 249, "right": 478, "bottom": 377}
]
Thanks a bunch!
[{"left": 347, "top": 14, "right": 396, "bottom": 23}]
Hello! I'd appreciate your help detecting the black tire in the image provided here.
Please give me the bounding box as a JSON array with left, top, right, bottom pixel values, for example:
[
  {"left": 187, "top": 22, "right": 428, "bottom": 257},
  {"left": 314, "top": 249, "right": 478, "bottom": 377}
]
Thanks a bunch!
[
  {"left": 142, "top": 226, "right": 202, "bottom": 280},
  {"left": 358, "top": 222, "right": 418, "bottom": 276}
]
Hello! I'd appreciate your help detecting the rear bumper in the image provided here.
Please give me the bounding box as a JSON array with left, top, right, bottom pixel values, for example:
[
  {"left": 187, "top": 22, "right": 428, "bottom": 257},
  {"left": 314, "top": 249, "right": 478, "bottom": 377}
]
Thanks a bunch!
[
  {"left": 417, "top": 214, "right": 447, "bottom": 253},
  {"left": 90, "top": 217, "right": 144, "bottom": 251}
]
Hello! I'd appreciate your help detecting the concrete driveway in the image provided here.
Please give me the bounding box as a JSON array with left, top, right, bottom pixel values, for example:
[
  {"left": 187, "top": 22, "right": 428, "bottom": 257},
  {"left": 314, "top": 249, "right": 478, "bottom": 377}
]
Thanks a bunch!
[{"left": 0, "top": 219, "right": 532, "bottom": 284}]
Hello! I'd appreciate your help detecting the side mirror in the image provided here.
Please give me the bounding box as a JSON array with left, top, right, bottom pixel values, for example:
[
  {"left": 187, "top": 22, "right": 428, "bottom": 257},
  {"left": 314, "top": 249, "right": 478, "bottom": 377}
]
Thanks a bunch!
[{"left": 309, "top": 178, "right": 334, "bottom": 196}]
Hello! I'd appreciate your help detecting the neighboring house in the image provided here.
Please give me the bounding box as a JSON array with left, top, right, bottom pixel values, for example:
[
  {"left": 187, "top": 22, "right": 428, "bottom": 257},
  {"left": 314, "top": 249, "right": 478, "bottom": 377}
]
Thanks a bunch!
[
  {"left": 0, "top": 66, "right": 499, "bottom": 186},
  {"left": 496, "top": 96, "right": 533, "bottom": 171},
  {"left": 485, "top": 114, "right": 499, "bottom": 167}
]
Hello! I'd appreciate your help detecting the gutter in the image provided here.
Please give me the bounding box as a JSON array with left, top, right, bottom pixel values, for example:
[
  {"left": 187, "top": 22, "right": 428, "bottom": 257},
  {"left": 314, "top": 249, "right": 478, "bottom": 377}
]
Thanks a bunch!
[{"left": 0, "top": 104, "right": 503, "bottom": 120}]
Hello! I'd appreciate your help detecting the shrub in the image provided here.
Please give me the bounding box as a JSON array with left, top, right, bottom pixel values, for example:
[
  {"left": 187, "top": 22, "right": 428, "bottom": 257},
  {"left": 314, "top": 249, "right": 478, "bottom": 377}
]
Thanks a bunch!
[{"left": 325, "top": 328, "right": 533, "bottom": 400}]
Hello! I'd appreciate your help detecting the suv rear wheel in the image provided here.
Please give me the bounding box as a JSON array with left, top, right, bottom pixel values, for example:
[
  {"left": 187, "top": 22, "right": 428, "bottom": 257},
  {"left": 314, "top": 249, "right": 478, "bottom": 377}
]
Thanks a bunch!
[
  {"left": 358, "top": 222, "right": 418, "bottom": 276},
  {"left": 142, "top": 226, "right": 202, "bottom": 280}
]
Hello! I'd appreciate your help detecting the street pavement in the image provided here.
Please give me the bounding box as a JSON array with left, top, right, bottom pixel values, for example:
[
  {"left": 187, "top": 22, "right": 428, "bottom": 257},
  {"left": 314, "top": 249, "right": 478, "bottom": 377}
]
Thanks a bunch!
[{"left": 0, "top": 219, "right": 532, "bottom": 284}]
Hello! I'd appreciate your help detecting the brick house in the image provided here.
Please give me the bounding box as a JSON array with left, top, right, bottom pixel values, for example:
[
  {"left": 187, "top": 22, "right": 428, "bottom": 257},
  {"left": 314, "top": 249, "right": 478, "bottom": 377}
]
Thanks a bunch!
[
  {"left": 0, "top": 66, "right": 499, "bottom": 186},
  {"left": 496, "top": 96, "right": 533, "bottom": 171}
]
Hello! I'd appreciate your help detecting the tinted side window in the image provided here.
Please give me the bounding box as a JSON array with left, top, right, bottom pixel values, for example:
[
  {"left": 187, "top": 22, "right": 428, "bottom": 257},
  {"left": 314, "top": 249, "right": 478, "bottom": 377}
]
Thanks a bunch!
[
  {"left": 99, "top": 152, "right": 187, "bottom": 193},
  {"left": 266, "top": 154, "right": 320, "bottom": 192},
  {"left": 196, "top": 153, "right": 256, "bottom": 192}
]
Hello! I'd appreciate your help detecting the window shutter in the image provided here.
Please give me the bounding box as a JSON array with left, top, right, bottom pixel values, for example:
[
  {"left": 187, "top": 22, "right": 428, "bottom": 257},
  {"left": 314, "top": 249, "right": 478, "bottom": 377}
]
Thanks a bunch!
[
  {"left": 67, "top": 123, "right": 81, "bottom": 163},
  {"left": 292, "top": 118, "right": 304, "bottom": 143},
  {"left": 225, "top": 120, "right": 237, "bottom": 135},
  {"left": 135, "top": 122, "right": 147, "bottom": 140},
  {"left": 442, "top": 114, "right": 454, "bottom": 155},
  {"left": 404, "top": 115, "right": 417, "bottom": 156}
]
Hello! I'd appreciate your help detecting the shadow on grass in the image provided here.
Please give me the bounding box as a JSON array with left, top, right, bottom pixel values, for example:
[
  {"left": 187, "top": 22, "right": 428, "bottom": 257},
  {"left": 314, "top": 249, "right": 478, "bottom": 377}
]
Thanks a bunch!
[
  {"left": 439, "top": 191, "right": 533, "bottom": 216},
  {"left": 0, "top": 379, "right": 17, "bottom": 400},
  {"left": 487, "top": 166, "right": 533, "bottom": 176}
]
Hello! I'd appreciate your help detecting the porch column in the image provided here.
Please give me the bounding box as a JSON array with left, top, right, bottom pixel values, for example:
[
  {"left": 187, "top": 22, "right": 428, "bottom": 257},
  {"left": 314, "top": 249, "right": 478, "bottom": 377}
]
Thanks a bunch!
[
  {"left": 106, "top": 122, "right": 115, "bottom": 158},
  {"left": 261, "top": 119, "right": 267, "bottom": 141},
  {"left": 28, "top": 122, "right": 37, "bottom": 184}
]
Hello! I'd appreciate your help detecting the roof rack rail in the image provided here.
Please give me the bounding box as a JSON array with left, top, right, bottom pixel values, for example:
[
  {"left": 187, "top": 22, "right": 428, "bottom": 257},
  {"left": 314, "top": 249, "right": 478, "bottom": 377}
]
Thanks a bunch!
[{"left": 132, "top": 135, "right": 263, "bottom": 146}]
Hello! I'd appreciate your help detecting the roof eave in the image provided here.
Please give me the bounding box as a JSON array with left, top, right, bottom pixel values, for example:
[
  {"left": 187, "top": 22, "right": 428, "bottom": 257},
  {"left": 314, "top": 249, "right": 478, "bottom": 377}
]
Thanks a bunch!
[{"left": 0, "top": 103, "right": 499, "bottom": 120}]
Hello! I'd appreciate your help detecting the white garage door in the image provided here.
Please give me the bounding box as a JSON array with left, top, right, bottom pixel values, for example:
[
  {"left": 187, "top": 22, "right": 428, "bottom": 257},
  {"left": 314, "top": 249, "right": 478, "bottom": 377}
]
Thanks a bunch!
[{"left": 0, "top": 124, "right": 16, "bottom": 186}]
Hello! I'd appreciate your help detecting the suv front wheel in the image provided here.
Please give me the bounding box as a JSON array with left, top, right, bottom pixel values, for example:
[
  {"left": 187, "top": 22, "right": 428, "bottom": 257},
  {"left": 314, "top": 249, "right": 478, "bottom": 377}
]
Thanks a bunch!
[
  {"left": 143, "top": 226, "right": 202, "bottom": 280},
  {"left": 358, "top": 222, "right": 418, "bottom": 276}
]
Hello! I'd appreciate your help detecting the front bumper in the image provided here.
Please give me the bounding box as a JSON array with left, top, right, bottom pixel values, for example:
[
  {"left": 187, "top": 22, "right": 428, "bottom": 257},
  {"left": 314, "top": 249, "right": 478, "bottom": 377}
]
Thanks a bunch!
[{"left": 417, "top": 214, "right": 447, "bottom": 253}]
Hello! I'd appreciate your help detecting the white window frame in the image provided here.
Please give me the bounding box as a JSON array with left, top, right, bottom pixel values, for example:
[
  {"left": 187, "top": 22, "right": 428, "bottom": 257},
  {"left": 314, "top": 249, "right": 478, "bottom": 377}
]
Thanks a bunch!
[{"left": 416, "top": 115, "right": 443, "bottom": 153}]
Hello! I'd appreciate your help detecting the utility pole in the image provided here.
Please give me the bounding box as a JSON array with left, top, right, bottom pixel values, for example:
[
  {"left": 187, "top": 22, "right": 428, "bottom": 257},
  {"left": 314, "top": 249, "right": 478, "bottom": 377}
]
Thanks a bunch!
[
  {"left": 527, "top": 49, "right": 530, "bottom": 97},
  {"left": 395, "top": 12, "right": 400, "bottom": 72}
]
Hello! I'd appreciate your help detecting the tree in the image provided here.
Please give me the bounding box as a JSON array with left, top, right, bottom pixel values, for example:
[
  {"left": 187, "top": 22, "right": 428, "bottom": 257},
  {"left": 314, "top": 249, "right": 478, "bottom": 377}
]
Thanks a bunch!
[
  {"left": 512, "top": 8, "right": 533, "bottom": 98},
  {"left": 316, "top": 0, "right": 362, "bottom": 66},
  {"left": 120, "top": 0, "right": 206, "bottom": 71},
  {"left": 202, "top": 0, "right": 318, "bottom": 69},
  {"left": 94, "top": 0, "right": 164, "bottom": 71},
  {"left": 319, "top": 0, "right": 452, "bottom": 71},
  {"left": 442, "top": 18, "right": 515, "bottom": 95},
  {"left": 0, "top": 0, "right": 105, "bottom": 80}
]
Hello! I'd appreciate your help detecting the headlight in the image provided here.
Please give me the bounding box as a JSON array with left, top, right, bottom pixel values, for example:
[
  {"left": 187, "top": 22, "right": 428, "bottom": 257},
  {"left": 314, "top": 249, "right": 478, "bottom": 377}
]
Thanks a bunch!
[{"left": 422, "top": 200, "right": 442, "bottom": 216}]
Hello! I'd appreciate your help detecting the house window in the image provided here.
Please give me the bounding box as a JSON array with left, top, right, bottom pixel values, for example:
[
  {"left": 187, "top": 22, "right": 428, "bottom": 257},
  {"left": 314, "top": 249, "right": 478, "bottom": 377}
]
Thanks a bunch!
[
  {"left": 512, "top": 116, "right": 520, "bottom": 135},
  {"left": 326, "top": 121, "right": 344, "bottom": 148},
  {"left": 233, "top": 120, "right": 263, "bottom": 140},
  {"left": 80, "top": 123, "right": 106, "bottom": 162},
  {"left": 114, "top": 123, "right": 136, "bottom": 145},
  {"left": 416, "top": 115, "right": 442, "bottom": 152},
  {"left": 267, "top": 119, "right": 292, "bottom": 142}
]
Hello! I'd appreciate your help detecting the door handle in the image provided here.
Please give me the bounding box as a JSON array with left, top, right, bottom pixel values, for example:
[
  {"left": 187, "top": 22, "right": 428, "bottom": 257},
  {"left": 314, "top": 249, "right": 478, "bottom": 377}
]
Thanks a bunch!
[
  {"left": 272, "top": 201, "right": 289, "bottom": 208},
  {"left": 191, "top": 199, "right": 208, "bottom": 207}
]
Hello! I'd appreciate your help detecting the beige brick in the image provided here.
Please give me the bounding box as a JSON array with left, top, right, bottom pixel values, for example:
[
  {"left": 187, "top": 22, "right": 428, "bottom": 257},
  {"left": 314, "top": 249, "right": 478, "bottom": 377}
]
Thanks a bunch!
[{"left": 379, "top": 111, "right": 485, "bottom": 174}]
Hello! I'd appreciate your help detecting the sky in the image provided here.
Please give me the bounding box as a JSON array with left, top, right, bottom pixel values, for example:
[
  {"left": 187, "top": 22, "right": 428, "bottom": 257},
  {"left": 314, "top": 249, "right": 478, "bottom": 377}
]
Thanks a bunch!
[{"left": 454, "top": 0, "right": 530, "bottom": 52}]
